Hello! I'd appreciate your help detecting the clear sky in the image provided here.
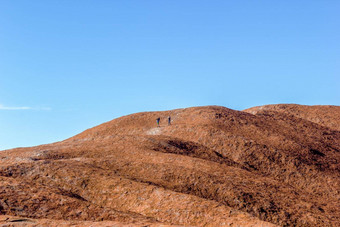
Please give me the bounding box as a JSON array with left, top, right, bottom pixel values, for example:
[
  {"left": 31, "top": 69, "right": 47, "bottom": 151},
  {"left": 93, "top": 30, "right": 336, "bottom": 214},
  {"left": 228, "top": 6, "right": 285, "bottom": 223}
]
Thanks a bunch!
[{"left": 1, "top": 1, "right": 339, "bottom": 150}]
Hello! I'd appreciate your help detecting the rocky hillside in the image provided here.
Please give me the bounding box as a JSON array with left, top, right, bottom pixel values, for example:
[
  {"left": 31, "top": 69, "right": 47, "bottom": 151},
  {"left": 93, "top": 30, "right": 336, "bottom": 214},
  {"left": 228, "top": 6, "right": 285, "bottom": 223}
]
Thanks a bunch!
[
  {"left": 245, "top": 104, "right": 340, "bottom": 131},
  {"left": 0, "top": 104, "right": 339, "bottom": 226}
]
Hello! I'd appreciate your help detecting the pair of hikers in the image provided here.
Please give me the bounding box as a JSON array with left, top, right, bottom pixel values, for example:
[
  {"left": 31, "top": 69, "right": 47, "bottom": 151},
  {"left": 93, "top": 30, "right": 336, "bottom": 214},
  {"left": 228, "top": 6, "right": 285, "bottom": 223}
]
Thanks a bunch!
[{"left": 156, "top": 116, "right": 171, "bottom": 127}]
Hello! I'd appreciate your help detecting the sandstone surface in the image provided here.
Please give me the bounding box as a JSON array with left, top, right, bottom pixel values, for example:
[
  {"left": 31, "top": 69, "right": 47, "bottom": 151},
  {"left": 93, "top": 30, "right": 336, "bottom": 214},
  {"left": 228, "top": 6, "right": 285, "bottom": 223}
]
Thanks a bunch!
[{"left": 0, "top": 104, "right": 339, "bottom": 226}]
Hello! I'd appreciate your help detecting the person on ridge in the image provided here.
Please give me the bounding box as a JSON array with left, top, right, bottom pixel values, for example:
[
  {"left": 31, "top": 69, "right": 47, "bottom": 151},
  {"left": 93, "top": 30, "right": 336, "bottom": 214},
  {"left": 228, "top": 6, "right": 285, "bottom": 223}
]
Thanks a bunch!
[
  {"left": 168, "top": 116, "right": 171, "bottom": 125},
  {"left": 156, "top": 117, "right": 160, "bottom": 127}
]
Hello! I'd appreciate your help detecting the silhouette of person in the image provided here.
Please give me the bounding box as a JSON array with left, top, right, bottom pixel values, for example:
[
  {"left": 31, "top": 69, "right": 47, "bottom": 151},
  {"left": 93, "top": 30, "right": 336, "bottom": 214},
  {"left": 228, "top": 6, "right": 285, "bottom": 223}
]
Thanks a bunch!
[
  {"left": 168, "top": 116, "right": 171, "bottom": 125},
  {"left": 156, "top": 117, "right": 160, "bottom": 127}
]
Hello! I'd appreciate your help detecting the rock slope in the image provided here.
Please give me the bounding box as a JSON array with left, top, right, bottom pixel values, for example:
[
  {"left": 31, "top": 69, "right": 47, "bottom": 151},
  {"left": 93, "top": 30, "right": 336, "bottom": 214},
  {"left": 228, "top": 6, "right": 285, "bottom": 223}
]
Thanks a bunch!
[{"left": 0, "top": 104, "right": 339, "bottom": 226}]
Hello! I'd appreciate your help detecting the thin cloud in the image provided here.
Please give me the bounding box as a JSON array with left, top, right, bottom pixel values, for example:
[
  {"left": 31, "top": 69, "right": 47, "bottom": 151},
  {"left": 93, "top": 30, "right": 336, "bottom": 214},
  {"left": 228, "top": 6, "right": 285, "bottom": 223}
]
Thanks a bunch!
[{"left": 0, "top": 104, "right": 51, "bottom": 111}]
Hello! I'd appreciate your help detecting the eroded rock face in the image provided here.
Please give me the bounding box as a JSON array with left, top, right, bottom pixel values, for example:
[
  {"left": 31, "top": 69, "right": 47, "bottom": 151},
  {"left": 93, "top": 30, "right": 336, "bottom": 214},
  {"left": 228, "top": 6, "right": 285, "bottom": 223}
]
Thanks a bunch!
[{"left": 0, "top": 104, "right": 339, "bottom": 226}]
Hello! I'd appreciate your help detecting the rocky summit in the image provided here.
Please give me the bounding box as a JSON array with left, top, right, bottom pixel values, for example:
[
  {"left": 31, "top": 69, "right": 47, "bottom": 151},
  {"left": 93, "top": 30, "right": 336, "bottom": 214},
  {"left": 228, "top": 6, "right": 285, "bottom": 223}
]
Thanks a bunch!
[{"left": 0, "top": 104, "right": 339, "bottom": 226}]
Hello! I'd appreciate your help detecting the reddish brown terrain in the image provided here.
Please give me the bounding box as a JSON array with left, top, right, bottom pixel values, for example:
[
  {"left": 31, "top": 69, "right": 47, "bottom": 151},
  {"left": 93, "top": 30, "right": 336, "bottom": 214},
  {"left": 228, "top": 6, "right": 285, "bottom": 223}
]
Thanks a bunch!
[{"left": 0, "top": 104, "right": 339, "bottom": 226}]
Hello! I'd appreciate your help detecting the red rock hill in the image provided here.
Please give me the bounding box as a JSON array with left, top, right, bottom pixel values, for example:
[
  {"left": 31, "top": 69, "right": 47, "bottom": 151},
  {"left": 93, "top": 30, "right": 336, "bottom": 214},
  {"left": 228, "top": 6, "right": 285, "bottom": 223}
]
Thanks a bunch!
[{"left": 0, "top": 104, "right": 339, "bottom": 226}]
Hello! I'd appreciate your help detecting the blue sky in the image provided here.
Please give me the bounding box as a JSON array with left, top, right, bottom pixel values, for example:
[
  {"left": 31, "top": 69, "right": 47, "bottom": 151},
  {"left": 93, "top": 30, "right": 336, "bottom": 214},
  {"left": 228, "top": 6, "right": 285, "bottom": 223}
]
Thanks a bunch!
[{"left": 0, "top": 1, "right": 339, "bottom": 150}]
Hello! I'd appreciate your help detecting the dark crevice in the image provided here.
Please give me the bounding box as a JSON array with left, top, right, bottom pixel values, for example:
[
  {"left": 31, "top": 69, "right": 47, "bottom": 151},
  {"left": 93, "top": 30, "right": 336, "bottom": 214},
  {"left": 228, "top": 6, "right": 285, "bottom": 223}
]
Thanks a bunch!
[
  {"left": 310, "top": 149, "right": 325, "bottom": 157},
  {"left": 57, "top": 189, "right": 88, "bottom": 202},
  {"left": 147, "top": 137, "right": 241, "bottom": 168}
]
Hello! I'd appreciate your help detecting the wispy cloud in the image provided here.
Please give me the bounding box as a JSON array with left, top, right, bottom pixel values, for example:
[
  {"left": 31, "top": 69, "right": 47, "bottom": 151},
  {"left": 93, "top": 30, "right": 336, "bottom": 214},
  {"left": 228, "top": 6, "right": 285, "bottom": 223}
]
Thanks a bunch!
[
  {"left": 0, "top": 104, "right": 51, "bottom": 111},
  {"left": 0, "top": 104, "right": 31, "bottom": 110}
]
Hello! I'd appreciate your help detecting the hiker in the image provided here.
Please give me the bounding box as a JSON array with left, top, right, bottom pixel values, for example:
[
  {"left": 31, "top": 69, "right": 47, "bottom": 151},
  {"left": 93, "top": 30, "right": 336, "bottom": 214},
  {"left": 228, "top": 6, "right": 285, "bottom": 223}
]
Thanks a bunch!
[
  {"left": 156, "top": 117, "right": 160, "bottom": 127},
  {"left": 168, "top": 116, "right": 171, "bottom": 125}
]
